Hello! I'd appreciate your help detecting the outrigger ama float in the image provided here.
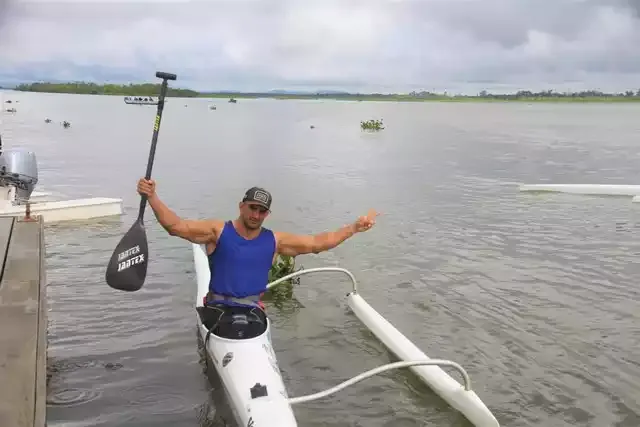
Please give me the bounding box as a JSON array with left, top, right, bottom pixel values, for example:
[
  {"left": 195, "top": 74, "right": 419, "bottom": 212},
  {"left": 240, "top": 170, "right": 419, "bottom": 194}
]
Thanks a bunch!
[
  {"left": 193, "top": 243, "right": 500, "bottom": 427},
  {"left": 519, "top": 183, "right": 640, "bottom": 203}
]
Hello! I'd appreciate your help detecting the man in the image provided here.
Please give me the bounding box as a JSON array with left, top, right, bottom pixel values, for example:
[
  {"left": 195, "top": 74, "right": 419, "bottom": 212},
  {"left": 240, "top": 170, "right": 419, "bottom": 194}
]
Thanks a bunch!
[{"left": 137, "top": 178, "right": 377, "bottom": 314}]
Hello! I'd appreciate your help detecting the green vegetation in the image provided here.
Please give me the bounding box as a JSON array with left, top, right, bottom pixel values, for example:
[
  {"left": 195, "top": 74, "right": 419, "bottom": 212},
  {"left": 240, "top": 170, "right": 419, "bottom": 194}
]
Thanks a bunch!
[
  {"left": 13, "top": 82, "right": 198, "bottom": 98},
  {"left": 11, "top": 81, "right": 640, "bottom": 103},
  {"left": 263, "top": 255, "right": 303, "bottom": 306},
  {"left": 361, "top": 119, "right": 385, "bottom": 131}
]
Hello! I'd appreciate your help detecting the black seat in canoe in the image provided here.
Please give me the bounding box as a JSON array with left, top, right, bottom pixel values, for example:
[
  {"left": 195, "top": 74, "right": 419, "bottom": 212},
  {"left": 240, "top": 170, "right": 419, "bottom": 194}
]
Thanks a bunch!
[{"left": 197, "top": 304, "right": 267, "bottom": 340}]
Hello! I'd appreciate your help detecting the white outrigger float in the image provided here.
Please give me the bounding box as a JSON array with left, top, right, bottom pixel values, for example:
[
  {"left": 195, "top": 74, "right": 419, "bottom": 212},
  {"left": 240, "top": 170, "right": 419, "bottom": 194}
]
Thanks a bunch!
[
  {"left": 193, "top": 243, "right": 500, "bottom": 427},
  {"left": 519, "top": 183, "right": 640, "bottom": 202}
]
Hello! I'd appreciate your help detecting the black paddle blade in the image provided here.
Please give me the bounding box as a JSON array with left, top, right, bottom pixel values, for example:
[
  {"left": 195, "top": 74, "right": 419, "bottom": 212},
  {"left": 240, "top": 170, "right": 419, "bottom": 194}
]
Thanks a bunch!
[{"left": 105, "top": 220, "right": 149, "bottom": 292}]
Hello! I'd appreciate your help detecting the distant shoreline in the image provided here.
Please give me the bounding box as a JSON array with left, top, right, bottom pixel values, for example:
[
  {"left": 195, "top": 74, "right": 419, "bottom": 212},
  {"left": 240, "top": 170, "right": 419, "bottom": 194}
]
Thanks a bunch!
[
  {"left": 200, "top": 93, "right": 640, "bottom": 103},
  {"left": 7, "top": 82, "right": 640, "bottom": 103}
]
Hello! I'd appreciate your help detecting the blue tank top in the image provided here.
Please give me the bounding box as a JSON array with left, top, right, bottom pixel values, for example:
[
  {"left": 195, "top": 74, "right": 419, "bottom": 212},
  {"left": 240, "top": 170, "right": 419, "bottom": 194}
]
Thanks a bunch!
[{"left": 208, "top": 221, "right": 276, "bottom": 298}]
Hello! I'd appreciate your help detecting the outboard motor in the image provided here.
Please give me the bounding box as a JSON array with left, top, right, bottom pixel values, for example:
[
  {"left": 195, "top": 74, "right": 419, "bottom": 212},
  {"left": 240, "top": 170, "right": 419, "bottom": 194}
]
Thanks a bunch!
[{"left": 0, "top": 149, "right": 39, "bottom": 204}]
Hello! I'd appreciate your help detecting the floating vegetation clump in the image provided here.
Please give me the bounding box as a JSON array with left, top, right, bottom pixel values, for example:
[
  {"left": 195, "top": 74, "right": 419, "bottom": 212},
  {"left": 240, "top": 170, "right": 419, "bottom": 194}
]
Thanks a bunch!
[
  {"left": 360, "top": 119, "right": 384, "bottom": 131},
  {"left": 263, "top": 254, "right": 303, "bottom": 303}
]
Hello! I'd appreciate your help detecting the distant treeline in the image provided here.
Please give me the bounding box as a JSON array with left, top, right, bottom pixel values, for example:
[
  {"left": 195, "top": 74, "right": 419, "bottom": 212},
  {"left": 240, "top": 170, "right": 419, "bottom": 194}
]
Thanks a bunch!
[
  {"left": 255, "top": 89, "right": 640, "bottom": 100},
  {"left": 13, "top": 82, "right": 199, "bottom": 97},
  {"left": 9, "top": 82, "right": 640, "bottom": 102},
  {"left": 452, "top": 89, "right": 640, "bottom": 100},
  {"left": 200, "top": 88, "right": 640, "bottom": 102}
]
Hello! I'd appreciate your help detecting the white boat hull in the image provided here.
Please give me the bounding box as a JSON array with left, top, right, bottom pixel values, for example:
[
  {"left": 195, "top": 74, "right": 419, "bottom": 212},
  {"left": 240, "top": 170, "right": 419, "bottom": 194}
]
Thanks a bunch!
[
  {"left": 0, "top": 197, "right": 123, "bottom": 223},
  {"left": 519, "top": 183, "right": 640, "bottom": 196},
  {"left": 123, "top": 96, "right": 160, "bottom": 105},
  {"left": 633, "top": 196, "right": 640, "bottom": 203},
  {"left": 347, "top": 292, "right": 500, "bottom": 427},
  {"left": 193, "top": 243, "right": 298, "bottom": 426},
  {"left": 0, "top": 185, "right": 123, "bottom": 223}
]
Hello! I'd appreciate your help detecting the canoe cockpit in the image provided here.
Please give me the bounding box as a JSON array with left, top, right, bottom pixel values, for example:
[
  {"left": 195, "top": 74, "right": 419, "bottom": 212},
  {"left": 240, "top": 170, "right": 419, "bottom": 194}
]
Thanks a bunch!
[{"left": 197, "top": 305, "right": 267, "bottom": 340}]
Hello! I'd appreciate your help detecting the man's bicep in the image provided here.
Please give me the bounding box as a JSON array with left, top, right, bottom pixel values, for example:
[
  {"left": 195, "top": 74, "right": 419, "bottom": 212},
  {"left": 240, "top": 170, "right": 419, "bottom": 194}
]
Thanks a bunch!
[
  {"left": 276, "top": 232, "right": 316, "bottom": 256},
  {"left": 177, "top": 219, "right": 222, "bottom": 243}
]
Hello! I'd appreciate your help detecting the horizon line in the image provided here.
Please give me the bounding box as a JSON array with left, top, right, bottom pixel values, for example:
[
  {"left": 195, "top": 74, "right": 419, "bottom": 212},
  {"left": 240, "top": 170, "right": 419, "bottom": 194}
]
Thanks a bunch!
[{"left": 4, "top": 81, "right": 640, "bottom": 97}]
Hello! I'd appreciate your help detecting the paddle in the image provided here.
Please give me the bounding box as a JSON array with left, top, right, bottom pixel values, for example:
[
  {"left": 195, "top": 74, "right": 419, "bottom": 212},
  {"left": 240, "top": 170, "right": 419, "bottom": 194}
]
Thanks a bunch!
[{"left": 105, "top": 71, "right": 177, "bottom": 292}]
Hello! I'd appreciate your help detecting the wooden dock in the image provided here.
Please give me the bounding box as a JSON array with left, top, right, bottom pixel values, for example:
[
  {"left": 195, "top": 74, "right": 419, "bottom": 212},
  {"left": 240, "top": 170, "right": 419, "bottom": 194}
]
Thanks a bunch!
[{"left": 0, "top": 215, "right": 47, "bottom": 427}]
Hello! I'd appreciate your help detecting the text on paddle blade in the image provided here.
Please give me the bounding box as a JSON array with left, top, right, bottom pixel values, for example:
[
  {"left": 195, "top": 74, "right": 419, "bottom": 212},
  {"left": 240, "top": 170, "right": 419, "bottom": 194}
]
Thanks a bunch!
[{"left": 117, "top": 245, "right": 145, "bottom": 272}]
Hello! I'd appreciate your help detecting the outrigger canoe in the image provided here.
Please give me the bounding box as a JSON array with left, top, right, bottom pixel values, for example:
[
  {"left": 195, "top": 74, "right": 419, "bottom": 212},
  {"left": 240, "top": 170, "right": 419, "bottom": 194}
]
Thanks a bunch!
[{"left": 193, "top": 243, "right": 500, "bottom": 426}]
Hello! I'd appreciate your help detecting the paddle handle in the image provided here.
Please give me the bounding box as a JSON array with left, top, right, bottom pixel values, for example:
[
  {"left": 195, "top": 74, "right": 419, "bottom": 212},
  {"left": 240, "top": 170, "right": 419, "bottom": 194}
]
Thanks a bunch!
[
  {"left": 137, "top": 71, "right": 177, "bottom": 222},
  {"left": 156, "top": 71, "right": 177, "bottom": 81}
]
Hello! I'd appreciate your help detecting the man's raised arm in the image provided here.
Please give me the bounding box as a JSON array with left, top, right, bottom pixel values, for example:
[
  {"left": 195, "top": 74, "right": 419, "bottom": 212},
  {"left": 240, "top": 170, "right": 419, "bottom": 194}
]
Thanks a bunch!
[
  {"left": 276, "top": 210, "right": 377, "bottom": 257},
  {"left": 138, "top": 178, "right": 222, "bottom": 244}
]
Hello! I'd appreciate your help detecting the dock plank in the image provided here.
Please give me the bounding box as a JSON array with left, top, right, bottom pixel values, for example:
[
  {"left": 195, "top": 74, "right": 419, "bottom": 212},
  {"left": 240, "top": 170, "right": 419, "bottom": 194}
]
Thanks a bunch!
[
  {"left": 0, "top": 217, "right": 46, "bottom": 427},
  {"left": 0, "top": 217, "right": 15, "bottom": 284},
  {"left": 33, "top": 217, "right": 47, "bottom": 427}
]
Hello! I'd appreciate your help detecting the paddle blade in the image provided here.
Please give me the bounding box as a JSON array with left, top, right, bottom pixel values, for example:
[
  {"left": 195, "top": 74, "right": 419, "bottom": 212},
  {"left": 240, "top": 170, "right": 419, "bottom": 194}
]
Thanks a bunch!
[{"left": 105, "top": 220, "right": 149, "bottom": 292}]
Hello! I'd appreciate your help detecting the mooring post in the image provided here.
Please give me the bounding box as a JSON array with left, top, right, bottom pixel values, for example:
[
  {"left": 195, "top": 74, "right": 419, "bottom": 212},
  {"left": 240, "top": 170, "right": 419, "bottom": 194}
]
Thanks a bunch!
[{"left": 23, "top": 201, "right": 37, "bottom": 222}]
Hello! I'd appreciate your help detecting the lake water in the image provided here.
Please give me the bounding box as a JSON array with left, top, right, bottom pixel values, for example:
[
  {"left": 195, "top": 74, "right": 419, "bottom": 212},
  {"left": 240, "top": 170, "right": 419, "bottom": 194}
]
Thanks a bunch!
[{"left": 1, "top": 91, "right": 639, "bottom": 427}]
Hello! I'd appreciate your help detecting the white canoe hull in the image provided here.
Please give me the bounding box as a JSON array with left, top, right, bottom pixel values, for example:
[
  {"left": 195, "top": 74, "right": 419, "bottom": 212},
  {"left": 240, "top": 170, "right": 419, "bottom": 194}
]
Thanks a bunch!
[
  {"left": 193, "top": 243, "right": 298, "bottom": 426},
  {"left": 347, "top": 292, "right": 500, "bottom": 427},
  {"left": 519, "top": 183, "right": 640, "bottom": 196}
]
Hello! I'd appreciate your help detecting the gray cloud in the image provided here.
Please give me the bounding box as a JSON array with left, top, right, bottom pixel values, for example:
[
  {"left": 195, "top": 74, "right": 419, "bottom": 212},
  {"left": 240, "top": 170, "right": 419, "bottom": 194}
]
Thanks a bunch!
[
  {"left": 414, "top": 0, "right": 600, "bottom": 48},
  {"left": 620, "top": 0, "right": 640, "bottom": 17},
  {"left": 0, "top": 0, "right": 14, "bottom": 29},
  {"left": 1, "top": 0, "right": 640, "bottom": 93}
]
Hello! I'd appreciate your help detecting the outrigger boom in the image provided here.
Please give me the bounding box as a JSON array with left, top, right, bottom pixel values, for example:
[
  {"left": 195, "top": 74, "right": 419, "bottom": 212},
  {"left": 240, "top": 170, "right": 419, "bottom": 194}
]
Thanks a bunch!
[{"left": 267, "top": 267, "right": 500, "bottom": 427}]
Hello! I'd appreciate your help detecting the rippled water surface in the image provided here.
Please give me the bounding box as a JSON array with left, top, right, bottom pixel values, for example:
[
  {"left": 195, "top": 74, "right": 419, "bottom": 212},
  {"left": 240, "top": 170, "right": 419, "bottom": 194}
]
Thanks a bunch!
[{"left": 2, "top": 91, "right": 639, "bottom": 427}]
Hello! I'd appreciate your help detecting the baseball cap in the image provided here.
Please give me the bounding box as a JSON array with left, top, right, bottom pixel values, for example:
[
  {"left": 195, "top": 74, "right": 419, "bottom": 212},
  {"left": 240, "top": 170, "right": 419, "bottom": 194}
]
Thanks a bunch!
[{"left": 242, "top": 187, "right": 272, "bottom": 210}]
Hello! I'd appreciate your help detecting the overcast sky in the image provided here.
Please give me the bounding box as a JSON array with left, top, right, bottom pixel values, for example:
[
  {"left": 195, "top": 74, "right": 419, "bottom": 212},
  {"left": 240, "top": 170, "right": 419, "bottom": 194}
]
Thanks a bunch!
[{"left": 1, "top": 0, "right": 640, "bottom": 93}]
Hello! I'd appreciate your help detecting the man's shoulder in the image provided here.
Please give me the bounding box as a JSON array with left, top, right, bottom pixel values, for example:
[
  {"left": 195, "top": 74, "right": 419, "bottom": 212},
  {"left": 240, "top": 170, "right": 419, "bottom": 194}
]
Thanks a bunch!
[
  {"left": 261, "top": 226, "right": 276, "bottom": 236},
  {"left": 209, "top": 218, "right": 228, "bottom": 228},
  {"left": 203, "top": 218, "right": 227, "bottom": 239},
  {"left": 270, "top": 229, "right": 289, "bottom": 239},
  {"left": 270, "top": 230, "right": 305, "bottom": 247}
]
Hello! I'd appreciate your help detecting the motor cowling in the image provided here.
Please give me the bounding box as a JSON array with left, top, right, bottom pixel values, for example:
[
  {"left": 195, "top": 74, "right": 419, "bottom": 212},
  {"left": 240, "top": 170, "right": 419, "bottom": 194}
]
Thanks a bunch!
[{"left": 0, "top": 150, "right": 39, "bottom": 204}]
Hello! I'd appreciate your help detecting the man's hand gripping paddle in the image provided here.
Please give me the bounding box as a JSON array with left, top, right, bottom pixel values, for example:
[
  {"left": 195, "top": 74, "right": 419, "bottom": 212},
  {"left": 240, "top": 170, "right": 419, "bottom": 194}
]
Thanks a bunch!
[{"left": 105, "top": 71, "right": 177, "bottom": 292}]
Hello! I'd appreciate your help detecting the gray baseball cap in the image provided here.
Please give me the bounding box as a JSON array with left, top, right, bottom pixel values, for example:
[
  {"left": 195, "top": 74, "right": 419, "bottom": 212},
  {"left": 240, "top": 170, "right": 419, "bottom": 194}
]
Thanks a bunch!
[{"left": 242, "top": 187, "right": 272, "bottom": 210}]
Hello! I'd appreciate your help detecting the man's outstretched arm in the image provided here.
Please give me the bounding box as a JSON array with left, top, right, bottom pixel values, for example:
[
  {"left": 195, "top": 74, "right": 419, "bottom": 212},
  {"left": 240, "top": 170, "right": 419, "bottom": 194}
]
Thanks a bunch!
[{"left": 276, "top": 210, "right": 377, "bottom": 257}]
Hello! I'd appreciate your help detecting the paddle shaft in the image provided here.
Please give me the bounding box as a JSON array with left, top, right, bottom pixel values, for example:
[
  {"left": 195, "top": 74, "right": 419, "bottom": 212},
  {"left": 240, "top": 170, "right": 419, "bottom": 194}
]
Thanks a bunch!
[{"left": 137, "top": 72, "right": 177, "bottom": 222}]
